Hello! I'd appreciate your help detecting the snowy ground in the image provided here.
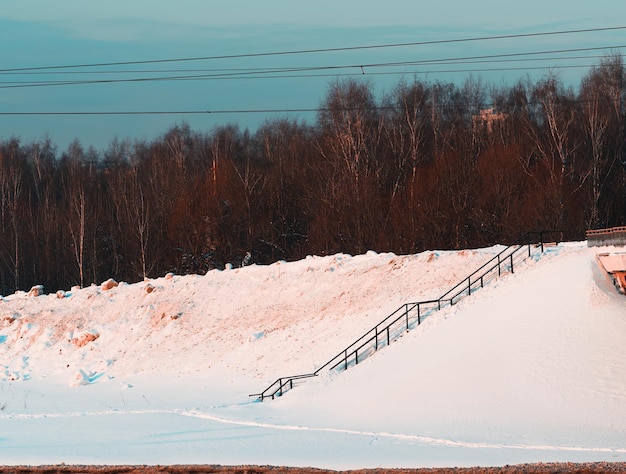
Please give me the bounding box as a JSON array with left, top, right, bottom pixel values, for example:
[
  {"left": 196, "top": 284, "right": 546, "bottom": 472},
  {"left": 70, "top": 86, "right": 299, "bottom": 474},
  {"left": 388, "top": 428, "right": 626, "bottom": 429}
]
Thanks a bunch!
[{"left": 1, "top": 241, "right": 625, "bottom": 468}]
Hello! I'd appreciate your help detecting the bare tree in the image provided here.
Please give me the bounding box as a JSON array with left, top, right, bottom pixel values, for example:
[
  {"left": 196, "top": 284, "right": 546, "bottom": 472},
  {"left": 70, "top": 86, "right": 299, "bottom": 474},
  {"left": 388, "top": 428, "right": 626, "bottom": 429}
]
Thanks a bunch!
[
  {"left": 579, "top": 54, "right": 625, "bottom": 228},
  {"left": 317, "top": 79, "right": 383, "bottom": 252},
  {"left": 24, "top": 138, "right": 59, "bottom": 288},
  {"left": 0, "top": 139, "right": 26, "bottom": 291},
  {"left": 527, "top": 73, "right": 583, "bottom": 230},
  {"left": 61, "top": 140, "right": 92, "bottom": 288},
  {"left": 231, "top": 131, "right": 267, "bottom": 246},
  {"left": 256, "top": 118, "right": 311, "bottom": 260},
  {"left": 382, "top": 78, "right": 432, "bottom": 203},
  {"left": 106, "top": 160, "right": 152, "bottom": 280},
  {"left": 317, "top": 79, "right": 382, "bottom": 199}
]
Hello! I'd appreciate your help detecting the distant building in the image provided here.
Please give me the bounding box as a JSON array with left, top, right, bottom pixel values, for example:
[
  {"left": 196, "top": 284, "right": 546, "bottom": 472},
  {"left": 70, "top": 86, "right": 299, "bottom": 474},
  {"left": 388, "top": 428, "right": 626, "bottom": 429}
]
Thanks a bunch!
[
  {"left": 472, "top": 107, "right": 508, "bottom": 135},
  {"left": 587, "top": 226, "right": 626, "bottom": 247}
]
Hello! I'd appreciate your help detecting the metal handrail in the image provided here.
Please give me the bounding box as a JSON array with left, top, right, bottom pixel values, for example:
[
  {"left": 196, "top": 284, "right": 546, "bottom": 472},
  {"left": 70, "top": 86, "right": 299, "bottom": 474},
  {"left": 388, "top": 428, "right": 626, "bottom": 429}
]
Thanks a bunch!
[
  {"left": 249, "top": 372, "right": 318, "bottom": 400},
  {"left": 251, "top": 230, "right": 561, "bottom": 400}
]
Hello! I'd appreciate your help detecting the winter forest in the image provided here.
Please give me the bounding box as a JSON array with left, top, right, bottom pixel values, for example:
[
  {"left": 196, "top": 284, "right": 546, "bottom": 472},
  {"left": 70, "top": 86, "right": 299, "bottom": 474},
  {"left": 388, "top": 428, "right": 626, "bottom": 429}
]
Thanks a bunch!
[{"left": 0, "top": 55, "right": 624, "bottom": 294}]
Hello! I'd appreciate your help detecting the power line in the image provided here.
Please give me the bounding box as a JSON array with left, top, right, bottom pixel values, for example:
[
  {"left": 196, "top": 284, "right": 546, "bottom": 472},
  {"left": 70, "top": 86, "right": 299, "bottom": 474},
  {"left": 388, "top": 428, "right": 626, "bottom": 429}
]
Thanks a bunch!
[
  {"left": 1, "top": 25, "right": 624, "bottom": 73},
  {"left": 1, "top": 94, "right": 622, "bottom": 117},
  {"left": 0, "top": 53, "right": 614, "bottom": 77},
  {"left": 0, "top": 44, "right": 623, "bottom": 89},
  {"left": 0, "top": 109, "right": 319, "bottom": 116},
  {"left": 0, "top": 55, "right": 618, "bottom": 91},
  {"left": 0, "top": 63, "right": 603, "bottom": 90},
  {"left": 0, "top": 26, "right": 623, "bottom": 120}
]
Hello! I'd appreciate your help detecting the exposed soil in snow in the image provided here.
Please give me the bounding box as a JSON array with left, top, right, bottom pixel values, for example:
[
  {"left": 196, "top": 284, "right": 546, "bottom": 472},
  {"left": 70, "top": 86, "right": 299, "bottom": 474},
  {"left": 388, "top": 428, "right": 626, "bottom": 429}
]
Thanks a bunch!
[{"left": 5, "top": 462, "right": 626, "bottom": 473}]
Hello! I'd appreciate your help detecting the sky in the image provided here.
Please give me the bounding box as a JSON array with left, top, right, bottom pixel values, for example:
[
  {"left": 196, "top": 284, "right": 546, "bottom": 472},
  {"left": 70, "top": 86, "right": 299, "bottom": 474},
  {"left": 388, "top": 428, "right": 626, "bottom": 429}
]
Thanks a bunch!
[
  {"left": 1, "top": 241, "right": 626, "bottom": 467},
  {"left": 1, "top": 0, "right": 625, "bottom": 152}
]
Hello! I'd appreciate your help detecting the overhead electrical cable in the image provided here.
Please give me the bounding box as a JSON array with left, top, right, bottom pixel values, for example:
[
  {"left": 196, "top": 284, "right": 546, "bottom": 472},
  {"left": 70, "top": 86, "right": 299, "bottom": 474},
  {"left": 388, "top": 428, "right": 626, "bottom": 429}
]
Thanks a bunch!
[
  {"left": 0, "top": 51, "right": 620, "bottom": 76},
  {"left": 0, "top": 52, "right": 621, "bottom": 77},
  {"left": 0, "top": 95, "right": 621, "bottom": 117},
  {"left": 0, "top": 63, "right": 606, "bottom": 89},
  {"left": 0, "top": 44, "right": 623, "bottom": 90},
  {"left": 1, "top": 25, "right": 624, "bottom": 118},
  {"left": 0, "top": 25, "right": 624, "bottom": 73},
  {"left": 0, "top": 109, "right": 322, "bottom": 116}
]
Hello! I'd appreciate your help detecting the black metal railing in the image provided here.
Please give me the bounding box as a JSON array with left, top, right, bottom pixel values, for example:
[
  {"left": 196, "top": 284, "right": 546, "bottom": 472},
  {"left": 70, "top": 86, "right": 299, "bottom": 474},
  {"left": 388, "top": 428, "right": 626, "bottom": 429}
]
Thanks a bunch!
[{"left": 250, "top": 231, "right": 561, "bottom": 401}]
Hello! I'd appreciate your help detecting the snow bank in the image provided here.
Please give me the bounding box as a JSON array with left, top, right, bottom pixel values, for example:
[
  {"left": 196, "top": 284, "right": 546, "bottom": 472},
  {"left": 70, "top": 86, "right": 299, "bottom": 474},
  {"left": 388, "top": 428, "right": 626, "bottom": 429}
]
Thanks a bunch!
[{"left": 1, "top": 242, "right": 625, "bottom": 468}]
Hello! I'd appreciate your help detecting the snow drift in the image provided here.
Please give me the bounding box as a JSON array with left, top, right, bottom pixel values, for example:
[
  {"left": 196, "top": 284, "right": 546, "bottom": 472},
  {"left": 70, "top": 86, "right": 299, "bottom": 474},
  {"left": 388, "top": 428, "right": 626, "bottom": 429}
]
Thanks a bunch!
[{"left": 0, "top": 242, "right": 625, "bottom": 468}]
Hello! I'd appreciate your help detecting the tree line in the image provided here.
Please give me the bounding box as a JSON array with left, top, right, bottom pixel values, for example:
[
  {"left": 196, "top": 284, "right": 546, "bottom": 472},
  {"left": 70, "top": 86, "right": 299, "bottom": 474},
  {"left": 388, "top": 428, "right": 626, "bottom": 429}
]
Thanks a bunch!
[{"left": 0, "top": 55, "right": 624, "bottom": 294}]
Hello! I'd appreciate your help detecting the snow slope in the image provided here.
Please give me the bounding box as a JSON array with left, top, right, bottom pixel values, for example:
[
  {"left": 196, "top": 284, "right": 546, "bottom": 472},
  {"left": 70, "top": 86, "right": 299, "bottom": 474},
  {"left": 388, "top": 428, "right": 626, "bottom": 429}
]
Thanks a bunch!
[{"left": 1, "top": 242, "right": 625, "bottom": 468}]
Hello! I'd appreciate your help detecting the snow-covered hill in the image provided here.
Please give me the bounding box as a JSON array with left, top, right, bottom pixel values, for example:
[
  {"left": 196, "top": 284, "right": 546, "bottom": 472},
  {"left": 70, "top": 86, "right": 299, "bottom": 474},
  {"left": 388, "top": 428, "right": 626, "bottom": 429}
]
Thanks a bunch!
[{"left": 1, "top": 242, "right": 625, "bottom": 468}]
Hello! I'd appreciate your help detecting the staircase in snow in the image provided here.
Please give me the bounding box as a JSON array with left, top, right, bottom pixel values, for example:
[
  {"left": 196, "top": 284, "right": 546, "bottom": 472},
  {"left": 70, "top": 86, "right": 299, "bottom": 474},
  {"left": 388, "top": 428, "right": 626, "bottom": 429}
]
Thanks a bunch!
[{"left": 251, "top": 231, "right": 562, "bottom": 400}]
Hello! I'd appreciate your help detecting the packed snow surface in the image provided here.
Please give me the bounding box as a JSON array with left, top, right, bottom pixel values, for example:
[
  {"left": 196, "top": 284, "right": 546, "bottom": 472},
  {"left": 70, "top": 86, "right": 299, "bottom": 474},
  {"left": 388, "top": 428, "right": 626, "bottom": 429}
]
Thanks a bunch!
[{"left": 1, "top": 242, "right": 625, "bottom": 468}]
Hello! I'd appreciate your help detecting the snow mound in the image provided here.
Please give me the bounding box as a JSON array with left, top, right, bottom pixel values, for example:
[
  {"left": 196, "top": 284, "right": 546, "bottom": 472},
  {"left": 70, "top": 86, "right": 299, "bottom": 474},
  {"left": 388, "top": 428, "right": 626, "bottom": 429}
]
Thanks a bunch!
[{"left": 1, "top": 241, "right": 625, "bottom": 468}]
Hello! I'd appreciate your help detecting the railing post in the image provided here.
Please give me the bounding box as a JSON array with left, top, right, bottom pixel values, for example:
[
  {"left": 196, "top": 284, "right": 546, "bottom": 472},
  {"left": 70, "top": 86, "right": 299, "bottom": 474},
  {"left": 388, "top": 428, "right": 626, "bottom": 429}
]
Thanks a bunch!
[
  {"left": 405, "top": 304, "right": 409, "bottom": 330},
  {"left": 467, "top": 276, "right": 471, "bottom": 296},
  {"left": 355, "top": 350, "right": 359, "bottom": 365},
  {"left": 480, "top": 275, "right": 484, "bottom": 288},
  {"left": 374, "top": 327, "right": 378, "bottom": 351},
  {"left": 344, "top": 350, "right": 348, "bottom": 370},
  {"left": 278, "top": 378, "right": 283, "bottom": 396},
  {"left": 498, "top": 254, "right": 501, "bottom": 276},
  {"left": 540, "top": 231, "right": 544, "bottom": 253},
  {"left": 510, "top": 253, "right": 514, "bottom": 273},
  {"left": 417, "top": 303, "right": 421, "bottom": 325},
  {"left": 386, "top": 326, "right": 390, "bottom": 345}
]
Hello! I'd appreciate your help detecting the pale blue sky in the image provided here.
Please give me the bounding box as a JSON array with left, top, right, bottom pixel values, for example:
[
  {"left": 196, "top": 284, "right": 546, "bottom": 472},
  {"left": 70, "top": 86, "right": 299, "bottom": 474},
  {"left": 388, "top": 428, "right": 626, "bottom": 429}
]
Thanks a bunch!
[{"left": 1, "top": 0, "right": 624, "bottom": 151}]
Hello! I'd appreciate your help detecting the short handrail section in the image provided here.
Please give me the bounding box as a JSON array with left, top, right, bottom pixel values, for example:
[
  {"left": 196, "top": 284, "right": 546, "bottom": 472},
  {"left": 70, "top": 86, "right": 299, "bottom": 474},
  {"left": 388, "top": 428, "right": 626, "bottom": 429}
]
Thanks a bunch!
[
  {"left": 250, "top": 373, "right": 317, "bottom": 400},
  {"left": 250, "top": 231, "right": 561, "bottom": 400}
]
